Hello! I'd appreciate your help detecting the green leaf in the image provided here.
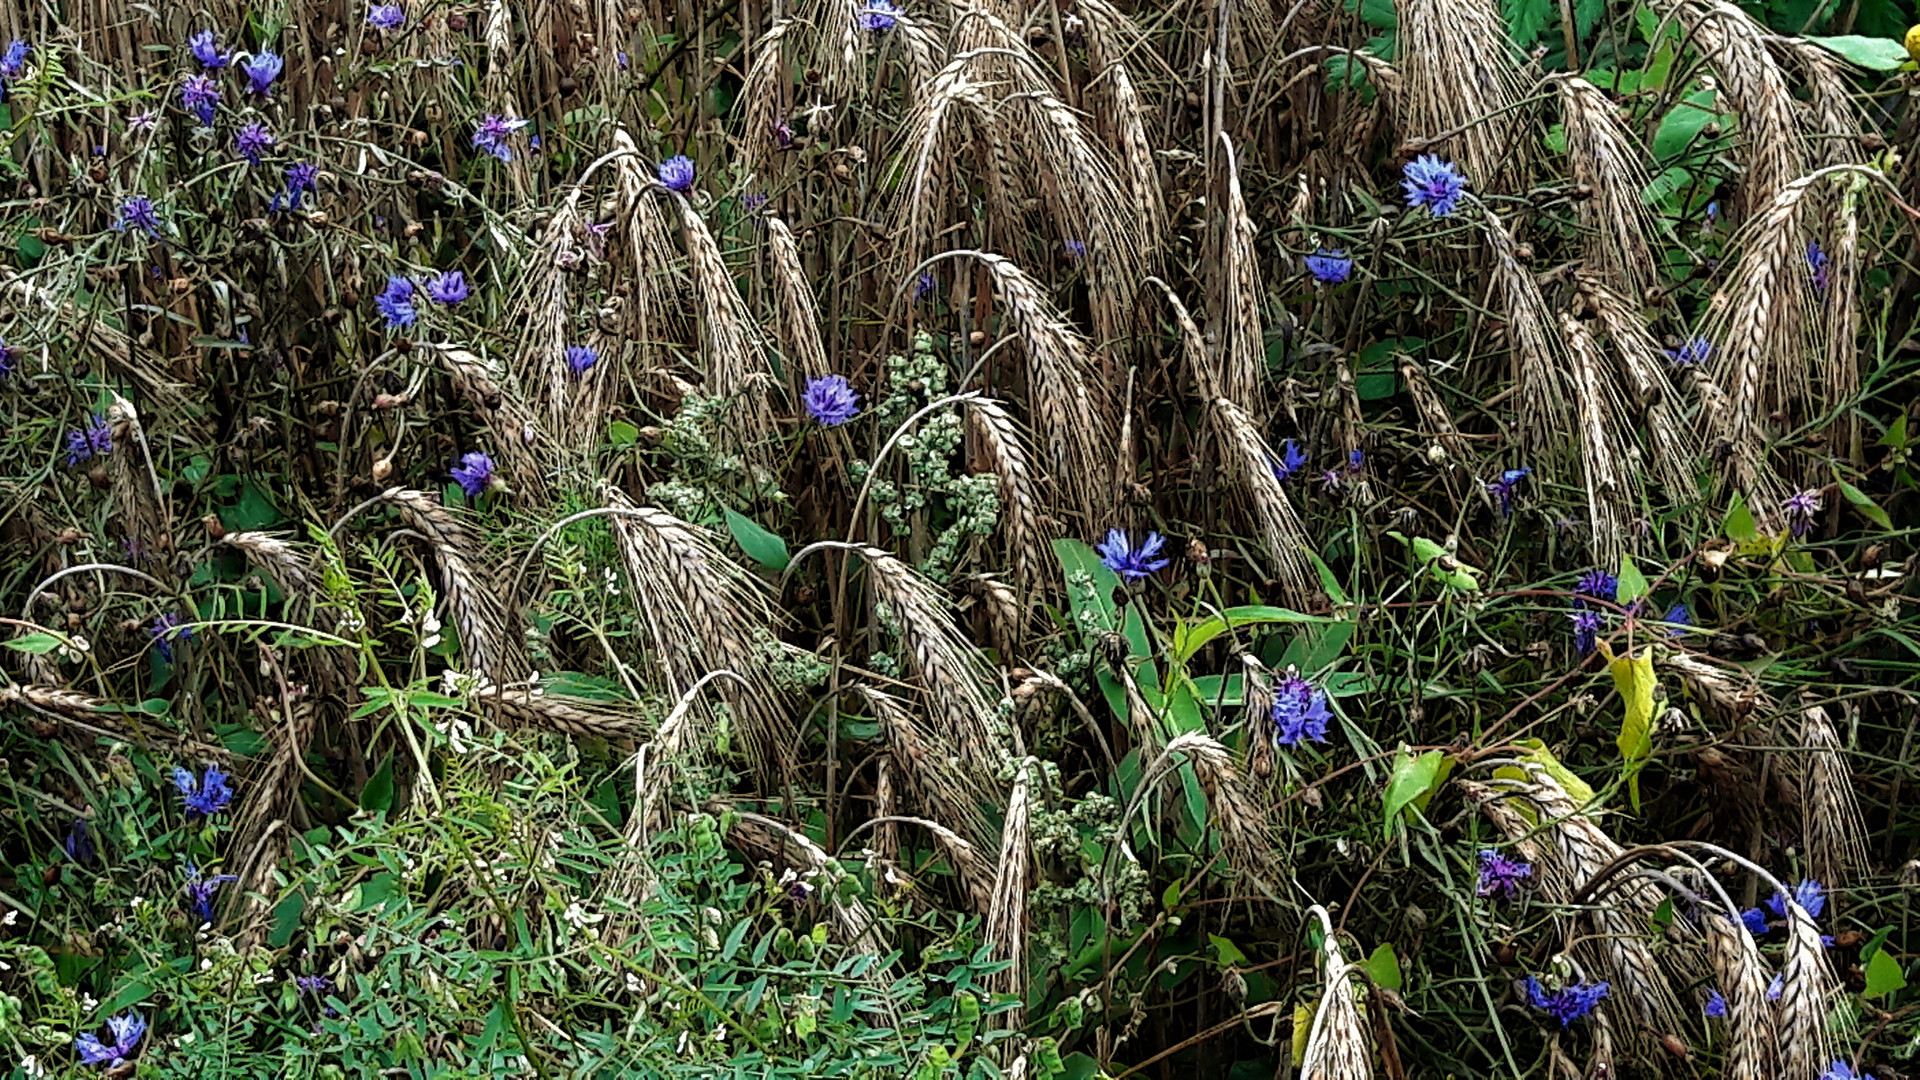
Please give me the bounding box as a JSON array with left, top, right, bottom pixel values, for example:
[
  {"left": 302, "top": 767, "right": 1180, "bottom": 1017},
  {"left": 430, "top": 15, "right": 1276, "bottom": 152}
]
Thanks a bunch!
[
  {"left": 722, "top": 506, "right": 790, "bottom": 571},
  {"left": 607, "top": 419, "right": 640, "bottom": 448},
  {"left": 1724, "top": 496, "right": 1760, "bottom": 543},
  {"left": 1805, "top": 34, "right": 1911, "bottom": 70},
  {"left": 1864, "top": 947, "right": 1907, "bottom": 999},
  {"left": 4, "top": 632, "right": 65, "bottom": 654},
  {"left": 1361, "top": 942, "right": 1403, "bottom": 991},
  {"left": 1616, "top": 555, "right": 1649, "bottom": 606},
  {"left": 1503, "top": 739, "right": 1598, "bottom": 804},
  {"left": 1304, "top": 548, "right": 1351, "bottom": 606},
  {"left": 1383, "top": 747, "right": 1447, "bottom": 839},
  {"left": 1172, "top": 605, "right": 1336, "bottom": 663},
  {"left": 1210, "top": 934, "right": 1249, "bottom": 967},
  {"left": 1502, "top": 0, "right": 1553, "bottom": 47},
  {"left": 1838, "top": 481, "right": 1892, "bottom": 530},
  {"left": 360, "top": 755, "right": 395, "bottom": 813},
  {"left": 1387, "top": 532, "right": 1480, "bottom": 591},
  {"left": 1653, "top": 93, "right": 1732, "bottom": 161}
]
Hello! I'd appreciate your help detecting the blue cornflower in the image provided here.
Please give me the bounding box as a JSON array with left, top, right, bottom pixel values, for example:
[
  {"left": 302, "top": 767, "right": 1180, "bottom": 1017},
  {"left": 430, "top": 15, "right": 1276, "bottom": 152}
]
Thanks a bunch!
[
  {"left": 1768, "top": 972, "right": 1785, "bottom": 1000},
  {"left": 1063, "top": 238, "right": 1087, "bottom": 260},
  {"left": 1783, "top": 489, "right": 1820, "bottom": 539},
  {"left": 368, "top": 3, "right": 407, "bottom": 29},
  {"left": 1525, "top": 977, "right": 1609, "bottom": 1028},
  {"left": 0, "top": 335, "right": 17, "bottom": 379},
  {"left": 473, "top": 114, "right": 528, "bottom": 162},
  {"left": 172, "top": 764, "right": 233, "bottom": 818},
  {"left": 859, "top": 0, "right": 902, "bottom": 30},
  {"left": 114, "top": 196, "right": 163, "bottom": 238},
  {"left": 296, "top": 974, "right": 332, "bottom": 994},
  {"left": 1765, "top": 878, "right": 1827, "bottom": 920},
  {"left": 1740, "top": 906, "right": 1770, "bottom": 936},
  {"left": 270, "top": 161, "right": 321, "bottom": 213},
  {"left": 75, "top": 1011, "right": 146, "bottom": 1068},
  {"left": 1346, "top": 449, "right": 1365, "bottom": 474},
  {"left": 65, "top": 414, "right": 113, "bottom": 464},
  {"left": 1825, "top": 1062, "right": 1878, "bottom": 1080},
  {"left": 424, "top": 271, "right": 468, "bottom": 305},
  {"left": 1304, "top": 249, "right": 1352, "bottom": 284},
  {"left": 914, "top": 270, "right": 936, "bottom": 300},
  {"left": 375, "top": 275, "right": 417, "bottom": 329},
  {"left": 1269, "top": 671, "right": 1332, "bottom": 746},
  {"left": 1095, "top": 529, "right": 1170, "bottom": 583},
  {"left": 1271, "top": 439, "right": 1309, "bottom": 482},
  {"left": 742, "top": 192, "right": 769, "bottom": 214},
  {"left": 566, "top": 345, "right": 598, "bottom": 376},
  {"left": 1488, "top": 467, "right": 1530, "bottom": 518},
  {"left": 183, "top": 862, "right": 238, "bottom": 923},
  {"left": 181, "top": 73, "right": 220, "bottom": 123},
  {"left": 803, "top": 374, "right": 860, "bottom": 426},
  {"left": 1665, "top": 336, "right": 1711, "bottom": 367},
  {"left": 234, "top": 121, "right": 273, "bottom": 166},
  {"left": 1572, "top": 609, "right": 1601, "bottom": 656},
  {"left": 0, "top": 39, "right": 29, "bottom": 79},
  {"left": 1704, "top": 989, "right": 1727, "bottom": 1017},
  {"left": 658, "top": 154, "right": 696, "bottom": 192},
  {"left": 1662, "top": 602, "right": 1691, "bottom": 636},
  {"left": 1574, "top": 569, "right": 1617, "bottom": 607},
  {"left": 149, "top": 612, "right": 192, "bottom": 662},
  {"left": 242, "top": 49, "right": 283, "bottom": 95},
  {"left": 450, "top": 451, "right": 497, "bottom": 497},
  {"left": 188, "top": 29, "right": 230, "bottom": 68},
  {"left": 1401, "top": 154, "right": 1467, "bottom": 217},
  {"left": 64, "top": 818, "right": 95, "bottom": 864},
  {"left": 1476, "top": 849, "right": 1532, "bottom": 900},
  {"left": 1808, "top": 241, "right": 1829, "bottom": 292}
]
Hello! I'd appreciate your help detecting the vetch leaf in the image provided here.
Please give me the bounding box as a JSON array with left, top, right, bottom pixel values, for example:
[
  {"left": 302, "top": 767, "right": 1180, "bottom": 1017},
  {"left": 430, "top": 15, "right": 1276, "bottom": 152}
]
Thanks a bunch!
[
  {"left": 1361, "top": 942, "right": 1403, "bottom": 991},
  {"left": 1383, "top": 747, "right": 1447, "bottom": 838},
  {"left": 1616, "top": 555, "right": 1649, "bottom": 606},
  {"left": 722, "top": 506, "right": 790, "bottom": 571},
  {"left": 1210, "top": 934, "right": 1249, "bottom": 967},
  {"left": 1864, "top": 948, "right": 1907, "bottom": 999}
]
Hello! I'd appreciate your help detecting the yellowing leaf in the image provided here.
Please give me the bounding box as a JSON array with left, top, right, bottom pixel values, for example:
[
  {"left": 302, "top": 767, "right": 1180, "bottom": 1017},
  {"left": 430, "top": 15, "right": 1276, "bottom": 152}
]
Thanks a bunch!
[
  {"left": 1603, "top": 642, "right": 1656, "bottom": 810},
  {"left": 1508, "top": 739, "right": 1597, "bottom": 805},
  {"left": 1291, "top": 1002, "right": 1315, "bottom": 1066}
]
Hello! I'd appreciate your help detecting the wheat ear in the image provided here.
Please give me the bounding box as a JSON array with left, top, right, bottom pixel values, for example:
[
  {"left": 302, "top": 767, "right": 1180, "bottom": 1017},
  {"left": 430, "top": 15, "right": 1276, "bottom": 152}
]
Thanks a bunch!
[
  {"left": 1300, "top": 905, "right": 1371, "bottom": 1080},
  {"left": 1653, "top": 0, "right": 1803, "bottom": 216},
  {"left": 1217, "top": 134, "right": 1266, "bottom": 419},
  {"left": 674, "top": 193, "right": 780, "bottom": 477},
  {"left": 1774, "top": 899, "right": 1838, "bottom": 1080},
  {"left": 1393, "top": 0, "right": 1525, "bottom": 189},
  {"left": 1165, "top": 732, "right": 1281, "bottom": 892},
  {"left": 1800, "top": 699, "right": 1866, "bottom": 888},
  {"left": 423, "top": 344, "right": 548, "bottom": 499},
  {"left": 1704, "top": 901, "right": 1778, "bottom": 1080},
  {"left": 985, "top": 762, "right": 1033, "bottom": 1030},
  {"left": 1556, "top": 75, "right": 1659, "bottom": 299},
  {"left": 380, "top": 488, "right": 529, "bottom": 685},
  {"left": 964, "top": 397, "right": 1046, "bottom": 605},
  {"left": 764, "top": 217, "right": 833, "bottom": 384},
  {"left": 1560, "top": 313, "right": 1631, "bottom": 564},
  {"left": 1581, "top": 276, "right": 1701, "bottom": 498}
]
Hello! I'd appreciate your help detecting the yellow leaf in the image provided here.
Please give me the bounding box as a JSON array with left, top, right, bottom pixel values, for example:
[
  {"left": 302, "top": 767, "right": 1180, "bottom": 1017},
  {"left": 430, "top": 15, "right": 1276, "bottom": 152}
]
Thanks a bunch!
[
  {"left": 1603, "top": 642, "right": 1656, "bottom": 810},
  {"left": 1906, "top": 23, "right": 1920, "bottom": 62},
  {"left": 1292, "top": 1002, "right": 1315, "bottom": 1066}
]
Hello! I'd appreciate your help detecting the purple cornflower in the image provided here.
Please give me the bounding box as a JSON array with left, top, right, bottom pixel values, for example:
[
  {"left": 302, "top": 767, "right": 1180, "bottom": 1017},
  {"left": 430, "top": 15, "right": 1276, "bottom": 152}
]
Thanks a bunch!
[
  {"left": 859, "top": 0, "right": 901, "bottom": 31},
  {"left": 1572, "top": 609, "right": 1601, "bottom": 656},
  {"left": 296, "top": 974, "right": 332, "bottom": 994},
  {"left": 1402, "top": 154, "right": 1467, "bottom": 217},
  {"left": 472, "top": 114, "right": 528, "bottom": 162},
  {"left": 1304, "top": 248, "right": 1352, "bottom": 284},
  {"left": 774, "top": 117, "right": 794, "bottom": 149},
  {"left": 1783, "top": 488, "right": 1820, "bottom": 539},
  {"left": 188, "top": 29, "right": 229, "bottom": 68},
  {"left": 1487, "top": 467, "right": 1530, "bottom": 518},
  {"left": 742, "top": 192, "right": 769, "bottom": 214},
  {"left": 1095, "top": 528, "right": 1170, "bottom": 583},
  {"left": 74, "top": 1011, "right": 146, "bottom": 1068},
  {"left": 565, "top": 345, "right": 598, "bottom": 376},
  {"left": 368, "top": 3, "right": 407, "bottom": 29},
  {"left": 1319, "top": 469, "right": 1343, "bottom": 494},
  {"left": 0, "top": 335, "right": 16, "bottom": 379},
  {"left": 172, "top": 764, "right": 234, "bottom": 818},
  {"left": 1271, "top": 439, "right": 1309, "bottom": 482},
  {"left": 241, "top": 49, "right": 283, "bottom": 95},
  {"left": 803, "top": 374, "right": 860, "bottom": 426},
  {"left": 1662, "top": 602, "right": 1691, "bottom": 635},
  {"left": 617, "top": 51, "right": 630, "bottom": 71},
  {"left": 181, "top": 73, "right": 220, "bottom": 123},
  {"left": 914, "top": 271, "right": 937, "bottom": 301},
  {"left": 450, "top": 451, "right": 496, "bottom": 497},
  {"left": 1475, "top": 849, "right": 1532, "bottom": 900},
  {"left": 1574, "top": 569, "right": 1617, "bottom": 607},
  {"left": 234, "top": 121, "right": 273, "bottom": 166},
  {"left": 1740, "top": 906, "right": 1770, "bottom": 936},
  {"left": 1525, "top": 977, "right": 1609, "bottom": 1028},
  {"left": 375, "top": 275, "right": 416, "bottom": 329},
  {"left": 65, "top": 414, "right": 113, "bottom": 464},
  {"left": 658, "top": 154, "right": 696, "bottom": 192},
  {"left": 114, "top": 196, "right": 163, "bottom": 238},
  {"left": 183, "top": 862, "right": 238, "bottom": 923},
  {"left": 1704, "top": 990, "right": 1727, "bottom": 1017},
  {"left": 149, "top": 612, "right": 192, "bottom": 662},
  {"left": 1269, "top": 671, "right": 1332, "bottom": 746},
  {"left": 127, "top": 109, "right": 157, "bottom": 133},
  {"left": 1808, "top": 241, "right": 1829, "bottom": 292},
  {"left": 1825, "top": 1062, "right": 1878, "bottom": 1080},
  {"left": 0, "top": 39, "right": 29, "bottom": 94},
  {"left": 271, "top": 161, "right": 321, "bottom": 213},
  {"left": 1765, "top": 878, "right": 1827, "bottom": 920},
  {"left": 1346, "top": 449, "right": 1365, "bottom": 474},
  {"left": 1063, "top": 238, "right": 1087, "bottom": 260},
  {"left": 1665, "top": 336, "right": 1711, "bottom": 367},
  {"left": 64, "top": 818, "right": 95, "bottom": 864},
  {"left": 424, "top": 271, "right": 468, "bottom": 305}
]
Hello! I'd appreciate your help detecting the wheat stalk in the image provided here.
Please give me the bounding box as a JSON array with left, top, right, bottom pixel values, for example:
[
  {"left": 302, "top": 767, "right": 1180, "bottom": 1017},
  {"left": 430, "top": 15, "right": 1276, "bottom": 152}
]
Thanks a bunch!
[
  {"left": 610, "top": 128, "right": 684, "bottom": 364},
  {"left": 1774, "top": 899, "right": 1837, "bottom": 1080},
  {"left": 852, "top": 684, "right": 997, "bottom": 905},
  {"left": 1392, "top": 0, "right": 1525, "bottom": 189},
  {"left": 380, "top": 488, "right": 530, "bottom": 685},
  {"left": 1079, "top": 0, "right": 1164, "bottom": 253},
  {"left": 964, "top": 398, "right": 1046, "bottom": 605},
  {"left": 764, "top": 216, "right": 833, "bottom": 384},
  {"left": 1556, "top": 75, "right": 1659, "bottom": 299}
]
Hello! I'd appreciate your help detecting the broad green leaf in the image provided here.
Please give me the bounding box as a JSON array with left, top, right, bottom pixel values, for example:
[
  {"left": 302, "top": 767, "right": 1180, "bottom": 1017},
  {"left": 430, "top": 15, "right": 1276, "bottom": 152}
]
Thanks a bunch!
[
  {"left": 1602, "top": 642, "right": 1656, "bottom": 810},
  {"left": 1502, "top": 0, "right": 1553, "bottom": 47},
  {"left": 1724, "top": 496, "right": 1760, "bottom": 542},
  {"left": 1838, "top": 481, "right": 1892, "bottom": 530},
  {"left": 607, "top": 419, "right": 640, "bottom": 448},
  {"left": 360, "top": 754, "right": 395, "bottom": 813},
  {"left": 1653, "top": 93, "right": 1732, "bottom": 161},
  {"left": 1210, "top": 934, "right": 1249, "bottom": 967},
  {"left": 1387, "top": 532, "right": 1481, "bottom": 591},
  {"left": 1383, "top": 747, "right": 1447, "bottom": 838},
  {"left": 1172, "top": 605, "right": 1336, "bottom": 663},
  {"left": 1864, "top": 947, "right": 1907, "bottom": 998},
  {"left": 1304, "top": 548, "right": 1350, "bottom": 606},
  {"left": 1616, "top": 555, "right": 1649, "bottom": 606},
  {"left": 4, "top": 632, "right": 65, "bottom": 654},
  {"left": 1806, "top": 34, "right": 1910, "bottom": 70},
  {"left": 722, "top": 506, "right": 790, "bottom": 570},
  {"left": 1361, "top": 942, "right": 1403, "bottom": 991}
]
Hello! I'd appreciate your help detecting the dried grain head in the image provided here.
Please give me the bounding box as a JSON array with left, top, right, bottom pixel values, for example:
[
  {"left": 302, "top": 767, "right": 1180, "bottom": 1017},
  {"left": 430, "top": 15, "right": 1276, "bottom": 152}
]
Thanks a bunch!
[
  {"left": 887, "top": 63, "right": 993, "bottom": 287},
  {"left": 474, "top": 685, "right": 644, "bottom": 740},
  {"left": 423, "top": 344, "right": 548, "bottom": 499},
  {"left": 1218, "top": 135, "right": 1267, "bottom": 418},
  {"left": 1580, "top": 276, "right": 1702, "bottom": 498},
  {"left": 1653, "top": 0, "right": 1804, "bottom": 216},
  {"left": 986, "top": 763, "right": 1034, "bottom": 1029},
  {"left": 1773, "top": 899, "right": 1838, "bottom": 1080},
  {"left": 1078, "top": 0, "right": 1164, "bottom": 251},
  {"left": 1392, "top": 0, "right": 1526, "bottom": 189},
  {"left": 1702, "top": 905, "right": 1778, "bottom": 1080},
  {"left": 852, "top": 683, "right": 997, "bottom": 907},
  {"left": 1484, "top": 208, "right": 1570, "bottom": 460},
  {"left": 673, "top": 192, "right": 781, "bottom": 476},
  {"left": 1165, "top": 732, "right": 1281, "bottom": 892},
  {"left": 1559, "top": 313, "right": 1632, "bottom": 563},
  {"left": 380, "top": 488, "right": 530, "bottom": 686},
  {"left": 106, "top": 393, "right": 167, "bottom": 565},
  {"left": 1300, "top": 905, "right": 1371, "bottom": 1080},
  {"left": 1799, "top": 700, "right": 1866, "bottom": 888},
  {"left": 1556, "top": 76, "right": 1659, "bottom": 299},
  {"left": 736, "top": 23, "right": 796, "bottom": 184},
  {"left": 764, "top": 216, "right": 832, "bottom": 384},
  {"left": 728, "top": 809, "right": 886, "bottom": 958},
  {"left": 610, "top": 128, "right": 685, "bottom": 360},
  {"left": 1395, "top": 353, "right": 1471, "bottom": 467},
  {"left": 1211, "top": 396, "right": 1314, "bottom": 603},
  {"left": 964, "top": 397, "right": 1046, "bottom": 605}
]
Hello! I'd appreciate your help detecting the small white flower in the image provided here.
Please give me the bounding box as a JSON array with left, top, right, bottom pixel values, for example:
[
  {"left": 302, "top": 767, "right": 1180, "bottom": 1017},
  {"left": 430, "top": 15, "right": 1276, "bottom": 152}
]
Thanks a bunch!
[
  {"left": 20, "top": 1054, "right": 46, "bottom": 1078},
  {"left": 80, "top": 991, "right": 98, "bottom": 1011},
  {"left": 625, "top": 972, "right": 644, "bottom": 993},
  {"left": 561, "top": 901, "right": 603, "bottom": 930},
  {"left": 1, "top": 909, "right": 16, "bottom": 925}
]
